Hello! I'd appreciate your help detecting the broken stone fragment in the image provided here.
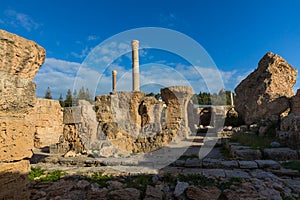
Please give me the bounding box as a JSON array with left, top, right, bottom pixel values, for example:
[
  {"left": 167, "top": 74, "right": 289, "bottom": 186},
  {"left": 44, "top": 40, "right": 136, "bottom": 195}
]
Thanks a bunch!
[{"left": 235, "top": 52, "right": 297, "bottom": 125}]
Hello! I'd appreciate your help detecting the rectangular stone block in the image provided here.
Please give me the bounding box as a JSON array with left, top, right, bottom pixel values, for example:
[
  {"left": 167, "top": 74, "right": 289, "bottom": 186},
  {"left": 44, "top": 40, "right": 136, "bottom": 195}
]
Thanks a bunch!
[
  {"left": 0, "top": 160, "right": 30, "bottom": 199},
  {"left": 63, "top": 106, "right": 83, "bottom": 124},
  {"left": 239, "top": 161, "right": 258, "bottom": 169},
  {"left": 263, "top": 148, "right": 298, "bottom": 161},
  {"left": 225, "top": 169, "right": 251, "bottom": 179},
  {"left": 255, "top": 160, "right": 281, "bottom": 169},
  {"left": 0, "top": 118, "right": 34, "bottom": 162},
  {"left": 0, "top": 72, "right": 36, "bottom": 117}
]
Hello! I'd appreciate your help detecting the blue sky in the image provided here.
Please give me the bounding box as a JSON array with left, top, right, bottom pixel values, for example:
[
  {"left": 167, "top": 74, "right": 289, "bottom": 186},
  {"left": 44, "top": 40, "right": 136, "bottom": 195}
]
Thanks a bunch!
[{"left": 1, "top": 0, "right": 300, "bottom": 99}]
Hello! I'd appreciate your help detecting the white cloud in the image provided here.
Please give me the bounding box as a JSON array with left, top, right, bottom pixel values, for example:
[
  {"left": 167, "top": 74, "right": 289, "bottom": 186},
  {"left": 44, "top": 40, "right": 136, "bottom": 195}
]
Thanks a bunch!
[
  {"left": 87, "top": 41, "right": 132, "bottom": 67},
  {"left": 34, "top": 58, "right": 101, "bottom": 99},
  {"left": 3, "top": 9, "right": 40, "bottom": 31}
]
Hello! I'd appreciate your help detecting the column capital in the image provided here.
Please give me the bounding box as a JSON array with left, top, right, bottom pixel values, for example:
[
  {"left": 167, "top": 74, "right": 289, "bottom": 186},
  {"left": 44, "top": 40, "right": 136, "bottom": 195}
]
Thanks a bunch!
[{"left": 131, "top": 40, "right": 139, "bottom": 51}]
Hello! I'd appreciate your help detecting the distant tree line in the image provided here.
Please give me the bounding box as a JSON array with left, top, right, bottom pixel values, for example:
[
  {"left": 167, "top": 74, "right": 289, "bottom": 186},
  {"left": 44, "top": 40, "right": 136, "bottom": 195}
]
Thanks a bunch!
[
  {"left": 145, "top": 89, "right": 235, "bottom": 105},
  {"left": 193, "top": 90, "right": 234, "bottom": 105},
  {"left": 45, "top": 87, "right": 234, "bottom": 107},
  {"left": 44, "top": 86, "right": 93, "bottom": 107}
]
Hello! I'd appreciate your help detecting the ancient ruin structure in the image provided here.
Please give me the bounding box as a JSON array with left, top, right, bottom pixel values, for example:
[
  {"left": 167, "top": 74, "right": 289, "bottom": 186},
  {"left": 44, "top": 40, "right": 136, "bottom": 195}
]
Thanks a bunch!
[
  {"left": 26, "top": 98, "right": 63, "bottom": 148},
  {"left": 50, "top": 100, "right": 97, "bottom": 155},
  {"left": 235, "top": 52, "right": 297, "bottom": 125},
  {"left": 112, "top": 70, "right": 117, "bottom": 92},
  {"left": 279, "top": 89, "right": 300, "bottom": 149},
  {"left": 52, "top": 86, "right": 196, "bottom": 157},
  {"left": 132, "top": 40, "right": 140, "bottom": 91},
  {"left": 161, "top": 86, "right": 194, "bottom": 137},
  {"left": 0, "top": 30, "right": 45, "bottom": 199}
]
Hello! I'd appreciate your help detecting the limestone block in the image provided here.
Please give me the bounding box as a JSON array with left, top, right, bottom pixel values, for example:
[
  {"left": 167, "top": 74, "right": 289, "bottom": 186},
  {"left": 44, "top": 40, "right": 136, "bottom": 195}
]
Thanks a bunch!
[
  {"left": 235, "top": 52, "right": 297, "bottom": 124},
  {"left": 26, "top": 98, "right": 63, "bottom": 148},
  {"left": 0, "top": 118, "right": 34, "bottom": 162},
  {"left": 231, "top": 147, "right": 262, "bottom": 160},
  {"left": 0, "top": 29, "right": 46, "bottom": 80},
  {"left": 0, "top": 160, "right": 30, "bottom": 199},
  {"left": 0, "top": 72, "right": 36, "bottom": 117}
]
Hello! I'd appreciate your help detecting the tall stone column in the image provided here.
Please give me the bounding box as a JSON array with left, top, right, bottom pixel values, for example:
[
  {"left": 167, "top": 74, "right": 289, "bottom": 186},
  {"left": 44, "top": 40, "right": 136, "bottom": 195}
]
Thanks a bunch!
[
  {"left": 132, "top": 40, "right": 140, "bottom": 91},
  {"left": 230, "top": 91, "right": 234, "bottom": 106},
  {"left": 112, "top": 70, "right": 117, "bottom": 92}
]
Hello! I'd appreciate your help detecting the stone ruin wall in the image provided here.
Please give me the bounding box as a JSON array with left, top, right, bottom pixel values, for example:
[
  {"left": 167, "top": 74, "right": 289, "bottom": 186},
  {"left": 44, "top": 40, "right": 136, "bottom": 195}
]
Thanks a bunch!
[
  {"left": 279, "top": 89, "right": 300, "bottom": 149},
  {"left": 26, "top": 98, "right": 63, "bottom": 148},
  {"left": 53, "top": 87, "right": 197, "bottom": 157},
  {"left": 52, "top": 86, "right": 238, "bottom": 157},
  {"left": 0, "top": 30, "right": 45, "bottom": 199}
]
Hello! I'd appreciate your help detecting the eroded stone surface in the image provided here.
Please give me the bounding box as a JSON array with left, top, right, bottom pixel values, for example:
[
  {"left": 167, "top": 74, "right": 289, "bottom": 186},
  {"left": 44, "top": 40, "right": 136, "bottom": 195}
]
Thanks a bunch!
[
  {"left": 0, "top": 30, "right": 43, "bottom": 199},
  {"left": 0, "top": 118, "right": 34, "bottom": 162},
  {"left": 26, "top": 98, "right": 63, "bottom": 148},
  {"left": 280, "top": 114, "right": 300, "bottom": 149},
  {"left": 235, "top": 52, "right": 297, "bottom": 124},
  {"left": 291, "top": 89, "right": 300, "bottom": 116},
  {"left": 161, "top": 86, "right": 194, "bottom": 136},
  {"left": 0, "top": 72, "right": 36, "bottom": 117},
  {"left": 0, "top": 29, "right": 46, "bottom": 80}
]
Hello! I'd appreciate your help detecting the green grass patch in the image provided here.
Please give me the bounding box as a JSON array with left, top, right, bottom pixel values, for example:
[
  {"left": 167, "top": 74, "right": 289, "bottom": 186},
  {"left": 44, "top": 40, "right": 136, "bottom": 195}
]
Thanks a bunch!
[
  {"left": 281, "top": 160, "right": 300, "bottom": 171},
  {"left": 229, "top": 133, "right": 277, "bottom": 150},
  {"left": 28, "top": 167, "right": 45, "bottom": 180},
  {"left": 39, "top": 170, "right": 65, "bottom": 182},
  {"left": 89, "top": 172, "right": 113, "bottom": 187},
  {"left": 29, "top": 167, "right": 65, "bottom": 182}
]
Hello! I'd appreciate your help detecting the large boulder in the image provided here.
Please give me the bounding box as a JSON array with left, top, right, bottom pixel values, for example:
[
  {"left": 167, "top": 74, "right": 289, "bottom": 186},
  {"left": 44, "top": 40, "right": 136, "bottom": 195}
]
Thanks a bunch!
[
  {"left": 235, "top": 52, "right": 297, "bottom": 125},
  {"left": 0, "top": 29, "right": 46, "bottom": 80}
]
